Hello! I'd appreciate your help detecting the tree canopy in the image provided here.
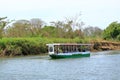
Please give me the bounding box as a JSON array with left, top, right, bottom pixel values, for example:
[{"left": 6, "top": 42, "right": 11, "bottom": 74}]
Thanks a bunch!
[
  {"left": 83, "top": 26, "right": 103, "bottom": 37},
  {"left": 0, "top": 17, "right": 8, "bottom": 38},
  {"left": 2, "top": 15, "right": 120, "bottom": 42},
  {"left": 103, "top": 21, "right": 120, "bottom": 40}
]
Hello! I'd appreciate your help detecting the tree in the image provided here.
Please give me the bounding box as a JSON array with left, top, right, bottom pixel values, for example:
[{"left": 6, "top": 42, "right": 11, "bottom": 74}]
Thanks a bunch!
[
  {"left": 103, "top": 21, "right": 120, "bottom": 40},
  {"left": 41, "top": 26, "right": 57, "bottom": 37},
  {"left": 6, "top": 18, "right": 45, "bottom": 37},
  {"left": 30, "top": 18, "right": 44, "bottom": 28},
  {"left": 6, "top": 19, "right": 31, "bottom": 37},
  {"left": 30, "top": 18, "right": 45, "bottom": 36},
  {"left": 64, "top": 14, "right": 85, "bottom": 38},
  {"left": 64, "top": 13, "right": 84, "bottom": 30},
  {"left": 50, "top": 21, "right": 64, "bottom": 38},
  {"left": 50, "top": 14, "right": 84, "bottom": 38},
  {"left": 0, "top": 17, "right": 9, "bottom": 38},
  {"left": 84, "top": 26, "right": 103, "bottom": 37}
]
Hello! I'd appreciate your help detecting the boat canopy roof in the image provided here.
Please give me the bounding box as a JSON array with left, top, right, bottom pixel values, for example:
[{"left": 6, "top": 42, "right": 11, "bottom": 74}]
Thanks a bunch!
[{"left": 46, "top": 43, "right": 92, "bottom": 46}]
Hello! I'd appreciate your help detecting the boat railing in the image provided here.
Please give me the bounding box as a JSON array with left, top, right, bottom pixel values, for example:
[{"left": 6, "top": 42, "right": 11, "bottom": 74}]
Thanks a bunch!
[{"left": 47, "top": 43, "right": 92, "bottom": 54}]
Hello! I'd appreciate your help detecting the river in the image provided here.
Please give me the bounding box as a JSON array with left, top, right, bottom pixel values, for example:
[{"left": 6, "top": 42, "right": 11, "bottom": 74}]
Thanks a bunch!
[{"left": 0, "top": 50, "right": 120, "bottom": 80}]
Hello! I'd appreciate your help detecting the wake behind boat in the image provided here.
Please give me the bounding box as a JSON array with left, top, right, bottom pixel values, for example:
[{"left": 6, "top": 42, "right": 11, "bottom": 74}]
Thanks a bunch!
[{"left": 46, "top": 43, "right": 92, "bottom": 59}]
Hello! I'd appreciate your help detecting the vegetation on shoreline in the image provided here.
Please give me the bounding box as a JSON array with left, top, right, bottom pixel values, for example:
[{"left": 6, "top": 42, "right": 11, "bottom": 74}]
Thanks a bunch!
[
  {"left": 0, "top": 16, "right": 120, "bottom": 57},
  {"left": 0, "top": 37, "right": 119, "bottom": 57},
  {"left": 103, "top": 21, "right": 120, "bottom": 41},
  {"left": 0, "top": 37, "right": 92, "bottom": 57}
]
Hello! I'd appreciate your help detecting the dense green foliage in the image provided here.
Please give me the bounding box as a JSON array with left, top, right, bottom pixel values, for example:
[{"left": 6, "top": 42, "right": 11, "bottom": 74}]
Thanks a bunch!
[
  {"left": 103, "top": 21, "right": 120, "bottom": 40},
  {"left": 0, "top": 37, "right": 91, "bottom": 56}
]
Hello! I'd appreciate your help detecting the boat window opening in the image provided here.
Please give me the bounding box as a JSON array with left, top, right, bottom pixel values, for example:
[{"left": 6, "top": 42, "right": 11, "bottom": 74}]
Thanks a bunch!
[
  {"left": 72, "top": 45, "right": 74, "bottom": 52},
  {"left": 61, "top": 45, "right": 64, "bottom": 53},
  {"left": 86, "top": 45, "right": 90, "bottom": 51},
  {"left": 58, "top": 45, "right": 63, "bottom": 53},
  {"left": 62, "top": 46, "right": 65, "bottom": 53},
  {"left": 62, "top": 45, "right": 65, "bottom": 53},
  {"left": 69, "top": 46, "right": 71, "bottom": 52},
  {"left": 54, "top": 45, "right": 58, "bottom": 54},
  {"left": 70, "top": 46, "right": 71, "bottom": 52},
  {"left": 49, "top": 46, "right": 53, "bottom": 52},
  {"left": 68, "top": 45, "right": 70, "bottom": 53},
  {"left": 71, "top": 45, "right": 73, "bottom": 52},
  {"left": 77, "top": 45, "right": 81, "bottom": 52},
  {"left": 75, "top": 45, "right": 78, "bottom": 52},
  {"left": 73, "top": 45, "right": 76, "bottom": 52},
  {"left": 67, "top": 46, "right": 69, "bottom": 53},
  {"left": 64, "top": 45, "right": 66, "bottom": 53},
  {"left": 79, "top": 45, "right": 84, "bottom": 52},
  {"left": 63, "top": 45, "right": 67, "bottom": 53},
  {"left": 82, "top": 45, "right": 84, "bottom": 52}
]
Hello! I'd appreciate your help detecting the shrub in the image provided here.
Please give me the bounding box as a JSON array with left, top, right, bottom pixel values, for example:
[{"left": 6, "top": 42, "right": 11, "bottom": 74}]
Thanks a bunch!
[{"left": 0, "top": 37, "right": 90, "bottom": 57}]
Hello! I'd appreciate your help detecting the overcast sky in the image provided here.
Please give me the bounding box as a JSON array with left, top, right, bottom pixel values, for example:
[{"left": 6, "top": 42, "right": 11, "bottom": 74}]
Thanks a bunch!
[{"left": 0, "top": 0, "right": 120, "bottom": 29}]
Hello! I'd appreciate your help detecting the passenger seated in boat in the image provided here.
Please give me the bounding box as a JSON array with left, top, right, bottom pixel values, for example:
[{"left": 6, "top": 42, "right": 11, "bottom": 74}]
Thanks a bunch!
[{"left": 83, "top": 49, "right": 86, "bottom": 52}]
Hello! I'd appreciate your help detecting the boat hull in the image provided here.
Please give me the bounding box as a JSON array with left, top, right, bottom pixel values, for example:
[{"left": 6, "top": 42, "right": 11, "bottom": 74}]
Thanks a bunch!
[{"left": 49, "top": 52, "right": 90, "bottom": 59}]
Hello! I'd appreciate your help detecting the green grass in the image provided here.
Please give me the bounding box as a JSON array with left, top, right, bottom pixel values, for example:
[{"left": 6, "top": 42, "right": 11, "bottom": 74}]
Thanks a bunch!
[
  {"left": 0, "top": 37, "right": 119, "bottom": 57},
  {"left": 0, "top": 37, "right": 91, "bottom": 57}
]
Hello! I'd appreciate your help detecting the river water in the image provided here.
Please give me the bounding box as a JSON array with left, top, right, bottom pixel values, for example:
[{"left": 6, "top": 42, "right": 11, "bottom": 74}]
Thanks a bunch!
[{"left": 0, "top": 50, "right": 120, "bottom": 80}]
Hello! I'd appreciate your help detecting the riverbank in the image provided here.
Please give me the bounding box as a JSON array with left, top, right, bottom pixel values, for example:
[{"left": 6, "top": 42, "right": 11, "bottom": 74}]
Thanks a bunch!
[
  {"left": 0, "top": 37, "right": 120, "bottom": 57},
  {"left": 92, "top": 41, "right": 120, "bottom": 51},
  {"left": 0, "top": 37, "right": 84, "bottom": 57}
]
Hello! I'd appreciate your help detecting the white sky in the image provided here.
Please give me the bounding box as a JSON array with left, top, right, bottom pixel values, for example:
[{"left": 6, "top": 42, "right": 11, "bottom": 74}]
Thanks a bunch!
[{"left": 0, "top": 0, "right": 120, "bottom": 29}]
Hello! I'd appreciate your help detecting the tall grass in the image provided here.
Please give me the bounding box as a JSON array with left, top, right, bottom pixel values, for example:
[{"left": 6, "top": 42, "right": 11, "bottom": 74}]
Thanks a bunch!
[{"left": 0, "top": 37, "right": 90, "bottom": 57}]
